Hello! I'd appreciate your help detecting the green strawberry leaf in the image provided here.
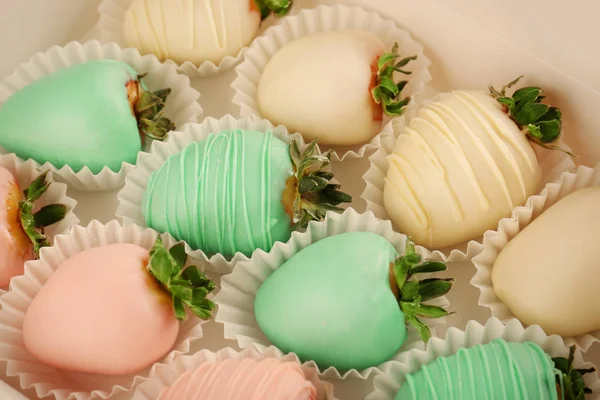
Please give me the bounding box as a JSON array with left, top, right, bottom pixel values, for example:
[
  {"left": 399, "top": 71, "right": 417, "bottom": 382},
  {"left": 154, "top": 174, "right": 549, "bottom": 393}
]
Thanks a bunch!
[
  {"left": 372, "top": 42, "right": 416, "bottom": 117},
  {"left": 33, "top": 204, "right": 67, "bottom": 228},
  {"left": 147, "top": 238, "right": 215, "bottom": 321},
  {"left": 414, "top": 303, "right": 450, "bottom": 319},
  {"left": 553, "top": 346, "right": 595, "bottom": 400},
  {"left": 18, "top": 172, "right": 67, "bottom": 256},
  {"left": 411, "top": 261, "right": 447, "bottom": 274},
  {"left": 290, "top": 140, "right": 351, "bottom": 227},
  {"left": 172, "top": 297, "right": 187, "bottom": 320},
  {"left": 514, "top": 102, "right": 549, "bottom": 126},
  {"left": 149, "top": 238, "right": 176, "bottom": 285},
  {"left": 512, "top": 86, "right": 542, "bottom": 102},
  {"left": 418, "top": 278, "right": 454, "bottom": 301},
  {"left": 489, "top": 76, "right": 572, "bottom": 156},
  {"left": 168, "top": 242, "right": 187, "bottom": 268},
  {"left": 24, "top": 171, "right": 50, "bottom": 203},
  {"left": 393, "top": 239, "right": 453, "bottom": 344}
]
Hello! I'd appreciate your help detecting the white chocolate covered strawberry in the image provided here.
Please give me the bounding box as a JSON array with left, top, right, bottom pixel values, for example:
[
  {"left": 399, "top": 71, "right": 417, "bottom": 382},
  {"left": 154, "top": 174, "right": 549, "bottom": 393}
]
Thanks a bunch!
[
  {"left": 0, "top": 169, "right": 66, "bottom": 287},
  {"left": 23, "top": 238, "right": 215, "bottom": 375},
  {"left": 257, "top": 31, "right": 416, "bottom": 146}
]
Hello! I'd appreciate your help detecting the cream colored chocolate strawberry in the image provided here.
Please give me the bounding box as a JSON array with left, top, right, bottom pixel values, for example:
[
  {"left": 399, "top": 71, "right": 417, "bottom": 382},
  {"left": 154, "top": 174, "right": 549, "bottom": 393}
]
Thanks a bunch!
[
  {"left": 123, "top": 0, "right": 293, "bottom": 65},
  {"left": 0, "top": 169, "right": 66, "bottom": 287},
  {"left": 257, "top": 31, "right": 416, "bottom": 146},
  {"left": 22, "top": 238, "right": 215, "bottom": 375}
]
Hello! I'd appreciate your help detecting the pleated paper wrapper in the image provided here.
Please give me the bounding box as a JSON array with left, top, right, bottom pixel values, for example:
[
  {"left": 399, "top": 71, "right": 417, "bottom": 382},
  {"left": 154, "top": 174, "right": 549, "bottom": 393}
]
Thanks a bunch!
[
  {"left": 0, "top": 154, "right": 79, "bottom": 294},
  {"left": 214, "top": 208, "right": 450, "bottom": 380},
  {"left": 366, "top": 317, "right": 600, "bottom": 400},
  {"left": 231, "top": 4, "right": 433, "bottom": 162},
  {"left": 471, "top": 164, "right": 600, "bottom": 351},
  {"left": 0, "top": 220, "right": 209, "bottom": 400},
  {"left": 96, "top": 0, "right": 301, "bottom": 77},
  {"left": 116, "top": 114, "right": 310, "bottom": 275},
  {"left": 361, "top": 93, "right": 576, "bottom": 263},
  {"left": 131, "top": 345, "right": 337, "bottom": 400},
  {"left": 0, "top": 40, "right": 202, "bottom": 191}
]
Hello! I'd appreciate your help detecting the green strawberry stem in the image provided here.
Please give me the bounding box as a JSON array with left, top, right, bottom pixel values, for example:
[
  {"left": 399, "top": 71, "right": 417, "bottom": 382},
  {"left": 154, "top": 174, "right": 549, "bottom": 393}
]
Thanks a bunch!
[
  {"left": 287, "top": 138, "right": 352, "bottom": 228},
  {"left": 254, "top": 0, "right": 293, "bottom": 20},
  {"left": 18, "top": 171, "right": 67, "bottom": 256},
  {"left": 148, "top": 237, "right": 216, "bottom": 321},
  {"left": 128, "top": 74, "right": 175, "bottom": 143},
  {"left": 489, "top": 75, "right": 575, "bottom": 157},
  {"left": 371, "top": 43, "right": 417, "bottom": 117},
  {"left": 389, "top": 239, "right": 453, "bottom": 343},
  {"left": 553, "top": 345, "right": 595, "bottom": 400}
]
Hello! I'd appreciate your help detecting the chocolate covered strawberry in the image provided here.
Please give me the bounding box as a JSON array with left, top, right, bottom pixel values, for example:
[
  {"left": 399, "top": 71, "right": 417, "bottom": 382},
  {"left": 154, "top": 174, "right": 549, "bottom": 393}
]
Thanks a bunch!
[
  {"left": 0, "top": 169, "right": 66, "bottom": 287},
  {"left": 142, "top": 130, "right": 352, "bottom": 258},
  {"left": 124, "top": 0, "right": 293, "bottom": 66},
  {"left": 0, "top": 60, "right": 175, "bottom": 174},
  {"left": 23, "top": 237, "right": 215, "bottom": 375},
  {"left": 257, "top": 31, "right": 416, "bottom": 146},
  {"left": 255, "top": 232, "right": 453, "bottom": 371}
]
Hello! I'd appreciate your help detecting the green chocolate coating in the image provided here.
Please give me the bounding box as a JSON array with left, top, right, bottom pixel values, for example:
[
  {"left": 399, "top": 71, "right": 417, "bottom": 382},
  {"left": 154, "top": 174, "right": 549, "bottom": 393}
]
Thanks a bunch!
[
  {"left": 142, "top": 130, "right": 294, "bottom": 258},
  {"left": 254, "top": 231, "right": 407, "bottom": 371},
  {"left": 395, "top": 339, "right": 559, "bottom": 400},
  {"left": 0, "top": 60, "right": 141, "bottom": 173}
]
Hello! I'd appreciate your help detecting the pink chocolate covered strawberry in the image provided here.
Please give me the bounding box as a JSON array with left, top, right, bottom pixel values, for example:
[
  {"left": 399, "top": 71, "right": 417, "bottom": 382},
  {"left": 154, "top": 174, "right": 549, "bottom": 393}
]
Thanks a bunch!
[
  {"left": 0, "top": 169, "right": 66, "bottom": 287},
  {"left": 23, "top": 237, "right": 215, "bottom": 375}
]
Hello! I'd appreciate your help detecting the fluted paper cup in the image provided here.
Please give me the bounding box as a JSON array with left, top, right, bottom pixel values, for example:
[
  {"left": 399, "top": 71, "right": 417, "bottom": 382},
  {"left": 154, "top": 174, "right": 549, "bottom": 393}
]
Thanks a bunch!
[
  {"left": 231, "top": 4, "right": 432, "bottom": 161},
  {"left": 361, "top": 93, "right": 575, "bottom": 263},
  {"left": 116, "top": 114, "right": 309, "bottom": 275},
  {"left": 96, "top": 0, "right": 298, "bottom": 77},
  {"left": 472, "top": 164, "right": 600, "bottom": 351},
  {"left": 0, "top": 154, "right": 79, "bottom": 293},
  {"left": 0, "top": 220, "right": 209, "bottom": 400},
  {"left": 366, "top": 318, "right": 600, "bottom": 400},
  {"left": 131, "top": 345, "right": 337, "bottom": 400},
  {"left": 214, "top": 208, "right": 450, "bottom": 380},
  {"left": 0, "top": 40, "right": 202, "bottom": 191}
]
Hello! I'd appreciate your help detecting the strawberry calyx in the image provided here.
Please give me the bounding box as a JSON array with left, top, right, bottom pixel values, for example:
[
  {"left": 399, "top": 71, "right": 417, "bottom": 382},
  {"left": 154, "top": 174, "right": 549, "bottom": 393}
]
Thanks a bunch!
[
  {"left": 18, "top": 171, "right": 67, "bottom": 257},
  {"left": 253, "top": 0, "right": 293, "bottom": 20},
  {"left": 371, "top": 43, "right": 417, "bottom": 117},
  {"left": 489, "top": 75, "right": 575, "bottom": 157},
  {"left": 147, "top": 237, "right": 216, "bottom": 321},
  {"left": 127, "top": 74, "right": 175, "bottom": 144},
  {"left": 389, "top": 239, "right": 453, "bottom": 343},
  {"left": 553, "top": 345, "right": 595, "bottom": 400},
  {"left": 287, "top": 138, "right": 352, "bottom": 228}
]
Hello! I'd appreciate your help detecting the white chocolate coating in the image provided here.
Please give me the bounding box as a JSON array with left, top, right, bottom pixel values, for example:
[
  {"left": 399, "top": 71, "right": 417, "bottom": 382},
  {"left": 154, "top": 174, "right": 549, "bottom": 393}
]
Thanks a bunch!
[
  {"left": 257, "top": 30, "right": 386, "bottom": 146},
  {"left": 383, "top": 90, "right": 541, "bottom": 249},
  {"left": 492, "top": 186, "right": 600, "bottom": 337},
  {"left": 124, "top": 0, "right": 261, "bottom": 65}
]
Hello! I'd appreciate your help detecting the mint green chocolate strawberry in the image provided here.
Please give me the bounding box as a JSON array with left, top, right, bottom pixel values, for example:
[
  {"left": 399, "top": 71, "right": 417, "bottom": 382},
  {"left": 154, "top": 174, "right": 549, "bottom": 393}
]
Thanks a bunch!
[
  {"left": 395, "top": 339, "right": 594, "bottom": 400},
  {"left": 142, "top": 129, "right": 351, "bottom": 258},
  {"left": 254, "top": 231, "right": 453, "bottom": 371},
  {"left": 0, "top": 60, "right": 174, "bottom": 174}
]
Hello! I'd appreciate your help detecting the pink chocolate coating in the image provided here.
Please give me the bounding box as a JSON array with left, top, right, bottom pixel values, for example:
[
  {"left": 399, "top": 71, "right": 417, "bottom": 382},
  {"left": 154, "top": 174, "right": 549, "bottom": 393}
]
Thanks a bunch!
[
  {"left": 0, "top": 166, "right": 33, "bottom": 287},
  {"left": 23, "top": 243, "right": 179, "bottom": 375},
  {"left": 158, "top": 358, "right": 318, "bottom": 400}
]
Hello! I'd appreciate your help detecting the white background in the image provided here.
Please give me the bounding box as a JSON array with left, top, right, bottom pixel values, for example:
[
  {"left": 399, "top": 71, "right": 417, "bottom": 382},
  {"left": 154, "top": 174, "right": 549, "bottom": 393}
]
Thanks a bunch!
[{"left": 0, "top": 0, "right": 600, "bottom": 399}]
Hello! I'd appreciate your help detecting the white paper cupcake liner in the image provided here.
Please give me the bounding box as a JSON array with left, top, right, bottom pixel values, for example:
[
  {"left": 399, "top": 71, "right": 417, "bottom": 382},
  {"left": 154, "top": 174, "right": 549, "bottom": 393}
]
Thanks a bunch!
[
  {"left": 96, "top": 0, "right": 298, "bottom": 77},
  {"left": 231, "top": 4, "right": 433, "bottom": 162},
  {"left": 131, "top": 345, "right": 337, "bottom": 400},
  {"left": 361, "top": 93, "right": 576, "bottom": 263},
  {"left": 116, "top": 114, "right": 310, "bottom": 275},
  {"left": 471, "top": 164, "right": 600, "bottom": 352},
  {"left": 0, "top": 220, "right": 209, "bottom": 400},
  {"left": 214, "top": 207, "right": 450, "bottom": 380},
  {"left": 366, "top": 317, "right": 600, "bottom": 400},
  {"left": 0, "top": 154, "right": 79, "bottom": 293},
  {"left": 0, "top": 40, "right": 202, "bottom": 192}
]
